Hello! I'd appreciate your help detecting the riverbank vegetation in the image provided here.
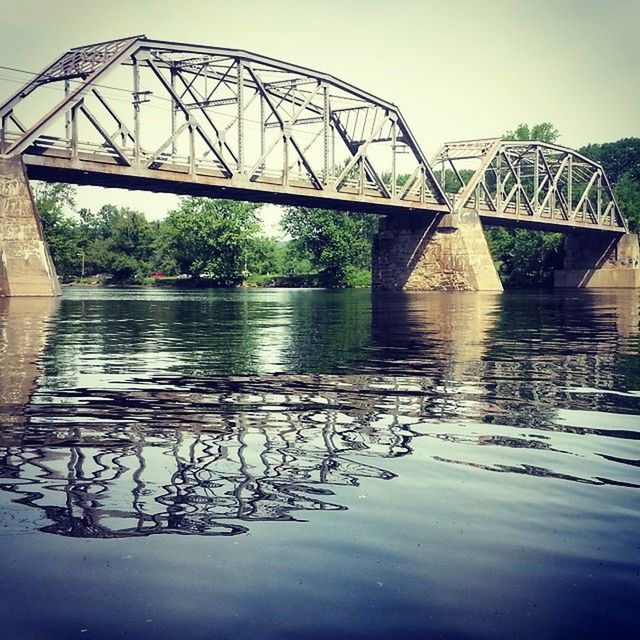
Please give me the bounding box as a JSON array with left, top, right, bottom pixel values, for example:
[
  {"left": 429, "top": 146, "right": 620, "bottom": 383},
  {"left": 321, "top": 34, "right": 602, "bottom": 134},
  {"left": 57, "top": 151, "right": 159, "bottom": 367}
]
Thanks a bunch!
[
  {"left": 36, "top": 125, "right": 640, "bottom": 289},
  {"left": 36, "top": 187, "right": 376, "bottom": 288}
]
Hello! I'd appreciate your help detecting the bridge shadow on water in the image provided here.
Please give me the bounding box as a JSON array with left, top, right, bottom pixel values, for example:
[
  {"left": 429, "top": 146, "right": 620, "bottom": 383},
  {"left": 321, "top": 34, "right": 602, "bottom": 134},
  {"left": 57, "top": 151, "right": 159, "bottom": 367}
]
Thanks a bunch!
[{"left": 0, "top": 288, "right": 639, "bottom": 538}]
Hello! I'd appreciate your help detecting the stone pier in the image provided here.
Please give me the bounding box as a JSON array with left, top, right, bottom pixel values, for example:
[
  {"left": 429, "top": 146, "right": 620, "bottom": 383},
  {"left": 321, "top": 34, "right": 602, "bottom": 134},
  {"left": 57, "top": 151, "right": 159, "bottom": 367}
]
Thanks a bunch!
[
  {"left": 372, "top": 210, "right": 503, "bottom": 291},
  {"left": 554, "top": 231, "right": 640, "bottom": 288},
  {"left": 0, "top": 157, "right": 60, "bottom": 297}
]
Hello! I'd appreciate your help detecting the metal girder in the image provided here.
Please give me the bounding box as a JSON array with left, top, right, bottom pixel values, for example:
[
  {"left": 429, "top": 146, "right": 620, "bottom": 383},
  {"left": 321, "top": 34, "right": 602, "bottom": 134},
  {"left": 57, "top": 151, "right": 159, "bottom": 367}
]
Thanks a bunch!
[
  {"left": 0, "top": 35, "right": 450, "bottom": 215},
  {"left": 432, "top": 139, "right": 628, "bottom": 233}
]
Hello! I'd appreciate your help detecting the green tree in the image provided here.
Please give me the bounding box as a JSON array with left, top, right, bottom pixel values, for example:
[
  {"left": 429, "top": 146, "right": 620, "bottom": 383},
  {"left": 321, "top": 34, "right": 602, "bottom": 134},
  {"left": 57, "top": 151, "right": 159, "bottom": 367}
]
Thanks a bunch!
[
  {"left": 281, "top": 207, "right": 378, "bottom": 286},
  {"left": 246, "top": 236, "right": 286, "bottom": 275},
  {"left": 281, "top": 242, "right": 313, "bottom": 276},
  {"left": 439, "top": 168, "right": 475, "bottom": 195},
  {"left": 580, "top": 138, "right": 640, "bottom": 233},
  {"left": 162, "top": 197, "right": 260, "bottom": 284},
  {"left": 34, "top": 182, "right": 83, "bottom": 281},
  {"left": 82, "top": 205, "right": 155, "bottom": 283},
  {"left": 488, "top": 226, "right": 564, "bottom": 287},
  {"left": 579, "top": 138, "right": 640, "bottom": 183},
  {"left": 505, "top": 123, "right": 560, "bottom": 144},
  {"left": 613, "top": 173, "right": 640, "bottom": 233}
]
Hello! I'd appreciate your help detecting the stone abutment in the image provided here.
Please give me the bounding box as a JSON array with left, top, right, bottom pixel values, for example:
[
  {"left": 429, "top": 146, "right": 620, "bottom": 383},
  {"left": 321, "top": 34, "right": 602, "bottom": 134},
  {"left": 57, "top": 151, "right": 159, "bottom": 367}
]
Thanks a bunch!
[
  {"left": 372, "top": 211, "right": 503, "bottom": 291},
  {"left": 554, "top": 231, "right": 640, "bottom": 288},
  {"left": 0, "top": 157, "right": 60, "bottom": 297}
]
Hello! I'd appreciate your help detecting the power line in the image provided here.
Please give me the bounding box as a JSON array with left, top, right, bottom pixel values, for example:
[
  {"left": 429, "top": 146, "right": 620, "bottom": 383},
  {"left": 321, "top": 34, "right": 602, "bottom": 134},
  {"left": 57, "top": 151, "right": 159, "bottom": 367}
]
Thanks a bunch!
[{"left": 0, "top": 64, "right": 35, "bottom": 75}]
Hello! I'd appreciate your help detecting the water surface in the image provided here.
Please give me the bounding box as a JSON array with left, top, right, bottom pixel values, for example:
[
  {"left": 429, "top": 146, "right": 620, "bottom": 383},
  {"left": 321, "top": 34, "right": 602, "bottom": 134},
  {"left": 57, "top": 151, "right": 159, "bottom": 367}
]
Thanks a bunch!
[{"left": 0, "top": 288, "right": 638, "bottom": 639}]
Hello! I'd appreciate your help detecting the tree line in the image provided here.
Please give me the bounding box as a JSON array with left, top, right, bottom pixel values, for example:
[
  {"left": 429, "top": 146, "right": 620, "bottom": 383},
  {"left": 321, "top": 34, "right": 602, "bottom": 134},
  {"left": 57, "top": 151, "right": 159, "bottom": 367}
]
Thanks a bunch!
[
  {"left": 36, "top": 185, "right": 377, "bottom": 287},
  {"left": 36, "top": 125, "right": 640, "bottom": 289}
]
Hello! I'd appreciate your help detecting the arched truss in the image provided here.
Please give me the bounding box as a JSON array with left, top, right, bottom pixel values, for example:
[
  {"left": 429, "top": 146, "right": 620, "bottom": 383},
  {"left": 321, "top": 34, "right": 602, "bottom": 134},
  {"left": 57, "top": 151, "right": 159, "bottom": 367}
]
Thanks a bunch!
[
  {"left": 432, "top": 138, "right": 627, "bottom": 233},
  {"left": 0, "top": 35, "right": 449, "bottom": 215}
]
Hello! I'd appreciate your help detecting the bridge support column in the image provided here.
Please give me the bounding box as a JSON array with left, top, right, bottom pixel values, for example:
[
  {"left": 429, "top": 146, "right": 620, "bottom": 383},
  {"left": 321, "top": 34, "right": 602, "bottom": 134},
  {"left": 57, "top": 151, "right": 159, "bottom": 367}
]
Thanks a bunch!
[
  {"left": 372, "top": 210, "right": 502, "bottom": 291},
  {"left": 0, "top": 157, "right": 60, "bottom": 297},
  {"left": 554, "top": 232, "right": 640, "bottom": 288}
]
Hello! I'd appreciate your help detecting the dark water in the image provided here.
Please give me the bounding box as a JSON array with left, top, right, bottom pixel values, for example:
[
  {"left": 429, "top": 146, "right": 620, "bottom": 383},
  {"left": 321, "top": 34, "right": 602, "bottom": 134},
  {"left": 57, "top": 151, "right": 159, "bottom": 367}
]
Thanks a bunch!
[{"left": 0, "top": 288, "right": 639, "bottom": 640}]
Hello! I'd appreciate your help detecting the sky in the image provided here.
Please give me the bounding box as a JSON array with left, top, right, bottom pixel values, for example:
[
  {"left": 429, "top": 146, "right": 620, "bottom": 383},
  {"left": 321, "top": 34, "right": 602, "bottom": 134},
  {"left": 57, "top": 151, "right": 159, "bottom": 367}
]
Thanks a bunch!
[{"left": 0, "top": 0, "right": 638, "bottom": 231}]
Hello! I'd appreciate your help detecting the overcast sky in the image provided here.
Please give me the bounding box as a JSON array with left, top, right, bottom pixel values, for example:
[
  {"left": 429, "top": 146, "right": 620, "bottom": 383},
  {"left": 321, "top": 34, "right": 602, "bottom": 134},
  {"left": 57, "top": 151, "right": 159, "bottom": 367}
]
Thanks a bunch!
[{"left": 1, "top": 0, "right": 638, "bottom": 229}]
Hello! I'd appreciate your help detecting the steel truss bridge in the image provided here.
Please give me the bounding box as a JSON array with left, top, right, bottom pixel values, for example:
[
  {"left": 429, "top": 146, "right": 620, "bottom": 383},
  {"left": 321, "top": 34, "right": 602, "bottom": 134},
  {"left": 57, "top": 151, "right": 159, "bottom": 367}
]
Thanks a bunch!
[
  {"left": 431, "top": 139, "right": 627, "bottom": 232},
  {"left": 0, "top": 35, "right": 628, "bottom": 233}
]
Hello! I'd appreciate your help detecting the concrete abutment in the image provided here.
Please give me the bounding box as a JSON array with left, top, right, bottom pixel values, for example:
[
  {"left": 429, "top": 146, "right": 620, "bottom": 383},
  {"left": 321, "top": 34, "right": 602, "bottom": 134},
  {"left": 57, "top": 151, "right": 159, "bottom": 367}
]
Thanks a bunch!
[
  {"left": 372, "top": 210, "right": 503, "bottom": 291},
  {"left": 554, "top": 231, "right": 640, "bottom": 288},
  {"left": 0, "top": 157, "right": 60, "bottom": 297}
]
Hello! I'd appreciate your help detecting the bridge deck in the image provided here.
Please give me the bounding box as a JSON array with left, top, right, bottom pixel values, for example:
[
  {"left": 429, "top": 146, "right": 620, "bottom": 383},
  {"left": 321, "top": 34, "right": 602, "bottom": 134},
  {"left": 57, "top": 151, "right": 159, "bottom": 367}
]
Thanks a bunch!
[{"left": 22, "top": 151, "right": 449, "bottom": 217}]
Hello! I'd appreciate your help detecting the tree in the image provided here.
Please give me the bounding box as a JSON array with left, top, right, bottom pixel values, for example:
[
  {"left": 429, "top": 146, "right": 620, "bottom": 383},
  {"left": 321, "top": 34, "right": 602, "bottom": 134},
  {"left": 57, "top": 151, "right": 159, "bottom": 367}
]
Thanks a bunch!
[
  {"left": 613, "top": 173, "right": 640, "bottom": 234},
  {"left": 79, "top": 205, "right": 156, "bottom": 283},
  {"left": 162, "top": 197, "right": 260, "bottom": 284},
  {"left": 580, "top": 138, "right": 640, "bottom": 233},
  {"left": 579, "top": 138, "right": 640, "bottom": 183},
  {"left": 505, "top": 123, "right": 560, "bottom": 144},
  {"left": 440, "top": 168, "right": 475, "bottom": 196},
  {"left": 34, "top": 182, "right": 83, "bottom": 281},
  {"left": 488, "top": 226, "right": 564, "bottom": 288},
  {"left": 246, "top": 236, "right": 285, "bottom": 275},
  {"left": 281, "top": 207, "right": 379, "bottom": 286}
]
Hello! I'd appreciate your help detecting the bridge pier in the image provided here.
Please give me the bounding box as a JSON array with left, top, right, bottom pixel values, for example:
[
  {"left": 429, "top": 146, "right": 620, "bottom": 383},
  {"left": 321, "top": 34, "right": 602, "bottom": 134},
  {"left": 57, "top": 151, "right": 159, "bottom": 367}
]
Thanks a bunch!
[
  {"left": 554, "top": 232, "right": 640, "bottom": 288},
  {"left": 0, "top": 157, "right": 60, "bottom": 297},
  {"left": 372, "top": 210, "right": 503, "bottom": 291}
]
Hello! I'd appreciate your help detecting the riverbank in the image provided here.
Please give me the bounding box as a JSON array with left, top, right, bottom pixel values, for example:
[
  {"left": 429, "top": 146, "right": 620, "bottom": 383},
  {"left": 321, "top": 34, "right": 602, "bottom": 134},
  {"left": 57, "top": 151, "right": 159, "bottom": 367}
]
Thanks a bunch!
[{"left": 64, "top": 269, "right": 373, "bottom": 289}]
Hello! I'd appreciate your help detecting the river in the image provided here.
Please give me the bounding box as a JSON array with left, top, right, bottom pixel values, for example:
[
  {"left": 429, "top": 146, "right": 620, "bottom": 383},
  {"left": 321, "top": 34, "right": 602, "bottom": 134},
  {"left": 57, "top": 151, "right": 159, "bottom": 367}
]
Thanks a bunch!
[{"left": 0, "top": 287, "right": 638, "bottom": 639}]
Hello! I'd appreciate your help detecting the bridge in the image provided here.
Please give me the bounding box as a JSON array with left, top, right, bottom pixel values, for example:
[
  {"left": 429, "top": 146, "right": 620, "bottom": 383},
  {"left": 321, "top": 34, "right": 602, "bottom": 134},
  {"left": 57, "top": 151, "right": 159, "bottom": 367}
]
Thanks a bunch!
[{"left": 0, "top": 35, "right": 638, "bottom": 295}]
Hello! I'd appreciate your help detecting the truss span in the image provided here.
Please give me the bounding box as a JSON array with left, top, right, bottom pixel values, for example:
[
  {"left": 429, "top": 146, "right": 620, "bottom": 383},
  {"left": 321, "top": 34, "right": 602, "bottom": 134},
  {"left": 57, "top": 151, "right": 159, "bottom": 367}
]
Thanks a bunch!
[
  {"left": 0, "top": 35, "right": 449, "bottom": 216},
  {"left": 432, "top": 139, "right": 627, "bottom": 233}
]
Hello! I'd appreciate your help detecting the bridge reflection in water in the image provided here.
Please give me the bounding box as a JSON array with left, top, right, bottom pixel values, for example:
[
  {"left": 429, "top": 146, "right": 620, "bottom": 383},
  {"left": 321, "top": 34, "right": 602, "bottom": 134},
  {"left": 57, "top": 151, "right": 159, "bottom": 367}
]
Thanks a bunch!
[{"left": 0, "top": 289, "right": 638, "bottom": 538}]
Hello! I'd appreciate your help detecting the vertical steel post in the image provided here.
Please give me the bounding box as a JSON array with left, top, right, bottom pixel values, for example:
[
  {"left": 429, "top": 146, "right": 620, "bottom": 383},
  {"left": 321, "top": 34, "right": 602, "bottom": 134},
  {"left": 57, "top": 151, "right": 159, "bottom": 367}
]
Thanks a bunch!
[
  {"left": 597, "top": 172, "right": 602, "bottom": 224},
  {"left": 331, "top": 120, "right": 335, "bottom": 181},
  {"left": 133, "top": 57, "right": 140, "bottom": 162},
  {"left": 283, "top": 132, "right": 289, "bottom": 186},
  {"left": 189, "top": 125, "right": 195, "bottom": 175},
  {"left": 70, "top": 104, "right": 78, "bottom": 159},
  {"left": 237, "top": 59, "right": 244, "bottom": 174},
  {"left": 204, "top": 61, "right": 208, "bottom": 103},
  {"left": 260, "top": 93, "right": 265, "bottom": 157},
  {"left": 64, "top": 80, "right": 71, "bottom": 147},
  {"left": 391, "top": 120, "right": 397, "bottom": 198},
  {"left": 323, "top": 84, "right": 330, "bottom": 185},
  {"left": 495, "top": 154, "right": 502, "bottom": 212},
  {"left": 567, "top": 155, "right": 573, "bottom": 218},
  {"left": 533, "top": 147, "right": 539, "bottom": 211},
  {"left": 170, "top": 67, "right": 177, "bottom": 158},
  {"left": 515, "top": 162, "right": 521, "bottom": 214}
]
